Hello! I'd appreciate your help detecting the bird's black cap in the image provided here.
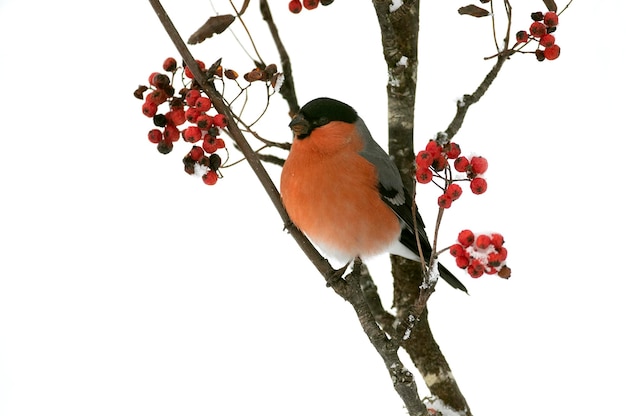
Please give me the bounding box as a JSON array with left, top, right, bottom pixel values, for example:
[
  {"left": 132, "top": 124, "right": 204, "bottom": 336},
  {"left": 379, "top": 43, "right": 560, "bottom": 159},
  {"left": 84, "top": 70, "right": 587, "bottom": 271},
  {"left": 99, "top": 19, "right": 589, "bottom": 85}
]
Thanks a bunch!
[{"left": 289, "top": 97, "right": 358, "bottom": 138}]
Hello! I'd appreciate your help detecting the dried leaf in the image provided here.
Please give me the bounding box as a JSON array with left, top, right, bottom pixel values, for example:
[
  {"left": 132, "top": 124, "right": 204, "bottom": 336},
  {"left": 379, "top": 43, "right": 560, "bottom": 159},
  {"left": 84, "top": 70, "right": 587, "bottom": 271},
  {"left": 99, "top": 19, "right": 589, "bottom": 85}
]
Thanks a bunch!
[
  {"left": 243, "top": 69, "right": 264, "bottom": 83},
  {"left": 542, "top": 0, "right": 558, "bottom": 12},
  {"left": 188, "top": 15, "right": 236, "bottom": 45},
  {"left": 264, "top": 63, "right": 278, "bottom": 79},
  {"left": 133, "top": 85, "right": 148, "bottom": 100},
  {"left": 458, "top": 5, "right": 490, "bottom": 17},
  {"left": 224, "top": 69, "right": 239, "bottom": 80},
  {"left": 498, "top": 265, "right": 511, "bottom": 279}
]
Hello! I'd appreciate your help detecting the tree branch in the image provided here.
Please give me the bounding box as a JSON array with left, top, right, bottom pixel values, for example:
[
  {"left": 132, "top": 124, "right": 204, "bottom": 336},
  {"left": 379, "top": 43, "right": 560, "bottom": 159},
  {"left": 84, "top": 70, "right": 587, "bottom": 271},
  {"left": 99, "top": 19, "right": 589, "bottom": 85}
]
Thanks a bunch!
[
  {"left": 373, "top": 1, "right": 472, "bottom": 413},
  {"left": 443, "top": 0, "right": 512, "bottom": 141},
  {"left": 443, "top": 54, "right": 508, "bottom": 141}
]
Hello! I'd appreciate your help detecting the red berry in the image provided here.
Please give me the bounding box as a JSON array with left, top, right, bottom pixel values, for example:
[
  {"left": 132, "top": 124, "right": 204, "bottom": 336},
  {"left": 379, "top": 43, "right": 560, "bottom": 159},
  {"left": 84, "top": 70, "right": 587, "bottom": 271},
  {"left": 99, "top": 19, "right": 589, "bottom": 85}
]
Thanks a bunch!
[
  {"left": 213, "top": 113, "right": 228, "bottom": 128},
  {"left": 487, "top": 252, "right": 502, "bottom": 267},
  {"left": 470, "top": 156, "right": 488, "bottom": 174},
  {"left": 415, "top": 150, "right": 433, "bottom": 168},
  {"left": 145, "top": 90, "right": 168, "bottom": 106},
  {"left": 458, "top": 230, "right": 475, "bottom": 248},
  {"left": 215, "top": 138, "right": 226, "bottom": 149},
  {"left": 142, "top": 100, "right": 158, "bottom": 117},
  {"left": 445, "top": 183, "right": 463, "bottom": 201},
  {"left": 470, "top": 177, "right": 487, "bottom": 194},
  {"left": 147, "top": 129, "right": 163, "bottom": 144},
  {"left": 455, "top": 253, "right": 470, "bottom": 269},
  {"left": 529, "top": 21, "right": 547, "bottom": 38},
  {"left": 425, "top": 140, "right": 442, "bottom": 158},
  {"left": 189, "top": 146, "right": 204, "bottom": 161},
  {"left": 149, "top": 73, "right": 170, "bottom": 89},
  {"left": 202, "top": 170, "right": 219, "bottom": 185},
  {"left": 416, "top": 167, "right": 433, "bottom": 184},
  {"left": 184, "top": 60, "right": 206, "bottom": 79},
  {"left": 544, "top": 44, "right": 561, "bottom": 60},
  {"left": 515, "top": 30, "right": 529, "bottom": 43},
  {"left": 539, "top": 34, "right": 555, "bottom": 47},
  {"left": 544, "top": 11, "right": 559, "bottom": 27},
  {"left": 185, "top": 89, "right": 201, "bottom": 106},
  {"left": 195, "top": 96, "right": 212, "bottom": 111},
  {"left": 202, "top": 135, "right": 220, "bottom": 153},
  {"left": 196, "top": 114, "right": 214, "bottom": 130},
  {"left": 449, "top": 244, "right": 465, "bottom": 257},
  {"left": 166, "top": 109, "right": 186, "bottom": 126},
  {"left": 183, "top": 126, "right": 202, "bottom": 143},
  {"left": 148, "top": 72, "right": 160, "bottom": 86},
  {"left": 437, "top": 194, "right": 453, "bottom": 209},
  {"left": 162, "top": 57, "right": 177, "bottom": 72},
  {"left": 491, "top": 233, "right": 504, "bottom": 249},
  {"left": 288, "top": 0, "right": 302, "bottom": 13},
  {"left": 496, "top": 247, "right": 508, "bottom": 262},
  {"left": 163, "top": 124, "right": 180, "bottom": 142},
  {"left": 454, "top": 156, "right": 470, "bottom": 173},
  {"left": 446, "top": 142, "right": 461, "bottom": 159},
  {"left": 431, "top": 154, "right": 447, "bottom": 172},
  {"left": 303, "top": 0, "right": 319, "bottom": 10},
  {"left": 468, "top": 262, "right": 485, "bottom": 278},
  {"left": 185, "top": 107, "right": 202, "bottom": 124},
  {"left": 475, "top": 234, "right": 492, "bottom": 249}
]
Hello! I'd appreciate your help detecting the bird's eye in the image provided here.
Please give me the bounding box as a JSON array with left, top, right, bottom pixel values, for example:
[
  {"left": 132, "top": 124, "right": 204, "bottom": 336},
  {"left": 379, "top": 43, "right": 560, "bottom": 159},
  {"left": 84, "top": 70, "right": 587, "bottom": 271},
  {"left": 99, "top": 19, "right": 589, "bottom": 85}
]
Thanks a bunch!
[{"left": 315, "top": 117, "right": 330, "bottom": 128}]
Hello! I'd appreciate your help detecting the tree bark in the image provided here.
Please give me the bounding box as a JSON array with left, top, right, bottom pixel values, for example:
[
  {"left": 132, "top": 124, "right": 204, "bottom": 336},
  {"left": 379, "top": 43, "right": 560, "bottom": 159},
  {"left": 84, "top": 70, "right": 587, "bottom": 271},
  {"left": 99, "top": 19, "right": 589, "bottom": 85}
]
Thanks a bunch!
[{"left": 373, "top": 1, "right": 472, "bottom": 413}]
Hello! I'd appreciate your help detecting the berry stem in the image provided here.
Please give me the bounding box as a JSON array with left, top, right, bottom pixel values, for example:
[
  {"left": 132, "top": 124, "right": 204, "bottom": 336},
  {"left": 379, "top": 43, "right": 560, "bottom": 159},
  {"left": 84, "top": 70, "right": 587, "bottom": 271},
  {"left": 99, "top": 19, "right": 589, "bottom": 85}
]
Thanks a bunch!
[
  {"left": 559, "top": 0, "right": 575, "bottom": 16},
  {"left": 430, "top": 206, "right": 445, "bottom": 273},
  {"left": 227, "top": 0, "right": 265, "bottom": 67}
]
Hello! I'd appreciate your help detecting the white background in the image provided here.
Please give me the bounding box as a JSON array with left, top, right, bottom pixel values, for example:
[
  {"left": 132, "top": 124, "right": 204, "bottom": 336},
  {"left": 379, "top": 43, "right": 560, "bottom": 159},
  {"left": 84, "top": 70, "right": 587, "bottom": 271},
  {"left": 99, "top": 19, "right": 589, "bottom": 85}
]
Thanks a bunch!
[{"left": 1, "top": 1, "right": 624, "bottom": 415}]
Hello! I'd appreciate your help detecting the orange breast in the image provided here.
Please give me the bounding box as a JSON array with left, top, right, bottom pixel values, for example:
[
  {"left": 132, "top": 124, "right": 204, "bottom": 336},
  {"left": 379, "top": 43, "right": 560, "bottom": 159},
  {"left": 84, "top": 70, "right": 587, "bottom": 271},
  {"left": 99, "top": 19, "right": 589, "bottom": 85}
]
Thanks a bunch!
[{"left": 280, "top": 122, "right": 401, "bottom": 262}]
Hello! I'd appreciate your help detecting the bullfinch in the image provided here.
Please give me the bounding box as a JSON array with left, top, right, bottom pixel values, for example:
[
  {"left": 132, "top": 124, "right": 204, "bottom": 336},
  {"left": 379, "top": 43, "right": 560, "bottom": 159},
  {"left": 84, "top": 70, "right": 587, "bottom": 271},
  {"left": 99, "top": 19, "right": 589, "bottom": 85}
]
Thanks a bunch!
[{"left": 280, "top": 97, "right": 467, "bottom": 292}]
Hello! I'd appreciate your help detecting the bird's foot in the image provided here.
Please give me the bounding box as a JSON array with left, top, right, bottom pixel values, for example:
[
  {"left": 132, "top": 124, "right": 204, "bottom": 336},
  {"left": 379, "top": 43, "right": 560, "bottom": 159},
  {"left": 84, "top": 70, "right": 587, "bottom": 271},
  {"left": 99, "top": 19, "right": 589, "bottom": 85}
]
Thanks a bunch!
[{"left": 326, "top": 261, "right": 351, "bottom": 287}]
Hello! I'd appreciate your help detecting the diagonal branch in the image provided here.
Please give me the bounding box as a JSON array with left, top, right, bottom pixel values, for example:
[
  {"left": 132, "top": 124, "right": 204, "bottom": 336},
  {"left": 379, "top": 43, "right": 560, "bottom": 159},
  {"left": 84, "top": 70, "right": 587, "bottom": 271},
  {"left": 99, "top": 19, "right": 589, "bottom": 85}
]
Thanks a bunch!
[
  {"left": 147, "top": 2, "right": 429, "bottom": 414},
  {"left": 444, "top": 0, "right": 512, "bottom": 141},
  {"left": 148, "top": 0, "right": 333, "bottom": 282}
]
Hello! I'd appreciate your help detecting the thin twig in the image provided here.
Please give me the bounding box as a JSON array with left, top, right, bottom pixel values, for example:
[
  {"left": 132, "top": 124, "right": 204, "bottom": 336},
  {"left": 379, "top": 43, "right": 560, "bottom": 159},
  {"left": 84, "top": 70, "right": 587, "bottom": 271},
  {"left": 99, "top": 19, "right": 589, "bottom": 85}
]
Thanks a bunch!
[
  {"left": 259, "top": 0, "right": 299, "bottom": 116},
  {"left": 228, "top": 0, "right": 264, "bottom": 66}
]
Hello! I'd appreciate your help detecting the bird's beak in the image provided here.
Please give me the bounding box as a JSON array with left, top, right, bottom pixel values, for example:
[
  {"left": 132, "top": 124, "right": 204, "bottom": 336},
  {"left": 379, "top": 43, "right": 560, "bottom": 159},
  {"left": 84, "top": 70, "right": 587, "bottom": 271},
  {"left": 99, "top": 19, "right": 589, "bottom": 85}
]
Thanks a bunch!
[{"left": 289, "top": 114, "right": 310, "bottom": 138}]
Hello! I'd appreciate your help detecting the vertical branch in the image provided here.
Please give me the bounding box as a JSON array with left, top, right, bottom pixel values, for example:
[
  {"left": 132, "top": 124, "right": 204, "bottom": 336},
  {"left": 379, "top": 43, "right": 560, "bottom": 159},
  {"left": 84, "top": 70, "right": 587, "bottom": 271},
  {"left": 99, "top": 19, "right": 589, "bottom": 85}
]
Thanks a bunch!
[{"left": 372, "top": 1, "right": 472, "bottom": 414}]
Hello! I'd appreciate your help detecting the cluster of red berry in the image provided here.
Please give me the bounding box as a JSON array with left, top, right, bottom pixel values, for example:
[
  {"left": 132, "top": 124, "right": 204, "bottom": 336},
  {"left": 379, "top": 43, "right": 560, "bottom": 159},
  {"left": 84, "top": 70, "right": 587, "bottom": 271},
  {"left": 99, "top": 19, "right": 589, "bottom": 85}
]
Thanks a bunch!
[
  {"left": 415, "top": 140, "right": 489, "bottom": 209},
  {"left": 288, "top": 0, "right": 333, "bottom": 13},
  {"left": 134, "top": 57, "right": 229, "bottom": 186},
  {"left": 450, "top": 230, "right": 510, "bottom": 279},
  {"left": 515, "top": 11, "right": 561, "bottom": 61}
]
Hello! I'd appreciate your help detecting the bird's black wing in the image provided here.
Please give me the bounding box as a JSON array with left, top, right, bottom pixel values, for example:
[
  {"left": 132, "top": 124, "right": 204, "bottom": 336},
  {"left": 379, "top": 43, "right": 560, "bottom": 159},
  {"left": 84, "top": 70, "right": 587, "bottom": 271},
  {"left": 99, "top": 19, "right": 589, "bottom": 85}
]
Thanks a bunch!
[{"left": 356, "top": 118, "right": 467, "bottom": 292}]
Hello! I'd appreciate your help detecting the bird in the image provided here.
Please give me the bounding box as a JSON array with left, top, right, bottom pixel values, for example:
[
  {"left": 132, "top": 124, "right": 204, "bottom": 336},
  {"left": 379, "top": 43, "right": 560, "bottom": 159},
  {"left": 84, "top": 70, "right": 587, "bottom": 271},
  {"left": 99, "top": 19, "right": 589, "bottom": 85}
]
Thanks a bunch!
[{"left": 280, "top": 97, "right": 467, "bottom": 292}]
